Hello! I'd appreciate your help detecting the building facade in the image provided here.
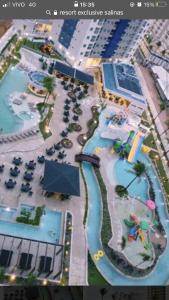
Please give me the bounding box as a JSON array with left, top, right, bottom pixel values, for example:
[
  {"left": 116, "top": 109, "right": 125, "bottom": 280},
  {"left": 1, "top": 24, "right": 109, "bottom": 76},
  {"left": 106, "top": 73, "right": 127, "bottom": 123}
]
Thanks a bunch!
[
  {"left": 53, "top": 19, "right": 151, "bottom": 67},
  {"left": 135, "top": 20, "right": 169, "bottom": 71},
  {"left": 150, "top": 20, "right": 169, "bottom": 52}
]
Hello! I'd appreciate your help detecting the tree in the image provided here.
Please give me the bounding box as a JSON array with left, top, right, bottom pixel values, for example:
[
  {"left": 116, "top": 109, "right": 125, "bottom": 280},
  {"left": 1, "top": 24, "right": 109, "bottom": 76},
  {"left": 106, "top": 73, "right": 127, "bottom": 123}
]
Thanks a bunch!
[
  {"left": 126, "top": 161, "right": 146, "bottom": 189},
  {"left": 0, "top": 268, "right": 5, "bottom": 283},
  {"left": 25, "top": 273, "right": 37, "bottom": 285},
  {"left": 154, "top": 103, "right": 165, "bottom": 121},
  {"left": 162, "top": 49, "right": 166, "bottom": 56},
  {"left": 43, "top": 76, "right": 55, "bottom": 105},
  {"left": 156, "top": 41, "right": 162, "bottom": 47},
  {"left": 115, "top": 185, "right": 128, "bottom": 197},
  {"left": 161, "top": 120, "right": 169, "bottom": 135}
]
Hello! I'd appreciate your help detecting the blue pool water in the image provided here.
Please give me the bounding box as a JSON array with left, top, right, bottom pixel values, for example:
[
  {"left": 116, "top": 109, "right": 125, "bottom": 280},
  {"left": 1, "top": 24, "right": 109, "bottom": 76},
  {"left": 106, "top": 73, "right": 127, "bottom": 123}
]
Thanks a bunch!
[
  {"left": 0, "top": 207, "right": 62, "bottom": 244},
  {"left": 28, "top": 71, "right": 47, "bottom": 87},
  {"left": 114, "top": 159, "right": 149, "bottom": 201},
  {"left": 0, "top": 67, "right": 28, "bottom": 134},
  {"left": 0, "top": 206, "right": 17, "bottom": 221},
  {"left": 82, "top": 108, "right": 169, "bottom": 285}
]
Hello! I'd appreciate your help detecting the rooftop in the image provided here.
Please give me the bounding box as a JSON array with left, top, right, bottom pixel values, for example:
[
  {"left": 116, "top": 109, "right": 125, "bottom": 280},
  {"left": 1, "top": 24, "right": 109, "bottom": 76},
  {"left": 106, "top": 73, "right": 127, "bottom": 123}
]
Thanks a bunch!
[
  {"left": 43, "top": 160, "right": 80, "bottom": 197},
  {"left": 102, "top": 63, "right": 146, "bottom": 106},
  {"left": 151, "top": 65, "right": 169, "bottom": 100},
  {"left": 54, "top": 61, "right": 94, "bottom": 85}
]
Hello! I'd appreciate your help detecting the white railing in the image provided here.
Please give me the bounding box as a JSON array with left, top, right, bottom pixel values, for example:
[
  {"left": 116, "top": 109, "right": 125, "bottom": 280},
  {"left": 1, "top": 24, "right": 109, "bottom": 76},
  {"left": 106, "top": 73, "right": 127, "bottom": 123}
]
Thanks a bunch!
[{"left": 0, "top": 26, "right": 16, "bottom": 54}]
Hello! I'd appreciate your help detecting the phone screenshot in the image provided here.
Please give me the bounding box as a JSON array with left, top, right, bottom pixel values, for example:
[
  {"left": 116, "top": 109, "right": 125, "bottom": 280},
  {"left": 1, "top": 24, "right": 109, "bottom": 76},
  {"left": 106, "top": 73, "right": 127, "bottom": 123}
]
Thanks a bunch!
[{"left": 0, "top": 0, "right": 169, "bottom": 298}]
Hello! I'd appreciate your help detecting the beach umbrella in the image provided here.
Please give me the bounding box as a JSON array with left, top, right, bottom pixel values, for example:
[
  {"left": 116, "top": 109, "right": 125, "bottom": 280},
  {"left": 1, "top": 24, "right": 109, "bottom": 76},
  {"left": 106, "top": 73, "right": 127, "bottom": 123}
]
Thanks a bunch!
[
  {"left": 140, "top": 220, "right": 149, "bottom": 230},
  {"left": 146, "top": 199, "right": 156, "bottom": 210}
]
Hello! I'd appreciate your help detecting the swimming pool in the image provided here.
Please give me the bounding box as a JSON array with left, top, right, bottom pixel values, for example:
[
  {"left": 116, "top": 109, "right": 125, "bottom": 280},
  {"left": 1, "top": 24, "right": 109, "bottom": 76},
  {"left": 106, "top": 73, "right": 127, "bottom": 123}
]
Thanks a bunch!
[
  {"left": 0, "top": 206, "right": 17, "bottom": 221},
  {"left": 102, "top": 63, "right": 146, "bottom": 105},
  {"left": 0, "top": 67, "right": 28, "bottom": 134},
  {"left": 28, "top": 71, "right": 47, "bottom": 88},
  {"left": 82, "top": 106, "right": 169, "bottom": 285},
  {"left": 0, "top": 206, "right": 62, "bottom": 244}
]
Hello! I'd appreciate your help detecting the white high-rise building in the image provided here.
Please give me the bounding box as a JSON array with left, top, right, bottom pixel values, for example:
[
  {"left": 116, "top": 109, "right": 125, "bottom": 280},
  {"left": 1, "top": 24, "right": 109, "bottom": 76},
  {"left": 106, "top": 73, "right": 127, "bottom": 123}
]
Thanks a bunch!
[
  {"left": 134, "top": 20, "right": 169, "bottom": 71},
  {"left": 150, "top": 20, "right": 169, "bottom": 51},
  {"left": 52, "top": 19, "right": 151, "bottom": 67},
  {"left": 12, "top": 19, "right": 152, "bottom": 68}
]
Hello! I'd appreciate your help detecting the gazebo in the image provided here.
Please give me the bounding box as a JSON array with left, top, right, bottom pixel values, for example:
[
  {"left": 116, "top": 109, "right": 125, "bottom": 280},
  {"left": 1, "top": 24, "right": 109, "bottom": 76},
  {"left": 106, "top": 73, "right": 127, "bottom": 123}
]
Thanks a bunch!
[{"left": 43, "top": 160, "right": 80, "bottom": 197}]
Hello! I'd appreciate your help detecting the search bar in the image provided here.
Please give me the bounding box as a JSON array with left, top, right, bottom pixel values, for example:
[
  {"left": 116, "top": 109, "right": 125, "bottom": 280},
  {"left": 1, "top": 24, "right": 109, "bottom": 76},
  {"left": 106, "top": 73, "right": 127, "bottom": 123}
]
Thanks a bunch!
[{"left": 46, "top": 9, "right": 51, "bottom": 15}]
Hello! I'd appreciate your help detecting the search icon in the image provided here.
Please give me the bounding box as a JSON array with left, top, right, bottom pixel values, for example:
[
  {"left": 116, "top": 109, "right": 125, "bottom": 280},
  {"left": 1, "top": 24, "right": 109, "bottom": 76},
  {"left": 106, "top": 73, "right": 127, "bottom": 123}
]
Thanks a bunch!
[{"left": 46, "top": 10, "right": 51, "bottom": 15}]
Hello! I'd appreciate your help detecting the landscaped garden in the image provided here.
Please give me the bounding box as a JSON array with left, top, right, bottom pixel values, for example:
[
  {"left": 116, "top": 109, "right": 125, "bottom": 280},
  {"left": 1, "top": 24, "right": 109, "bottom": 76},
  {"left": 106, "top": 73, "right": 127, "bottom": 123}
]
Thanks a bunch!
[{"left": 16, "top": 206, "right": 44, "bottom": 226}]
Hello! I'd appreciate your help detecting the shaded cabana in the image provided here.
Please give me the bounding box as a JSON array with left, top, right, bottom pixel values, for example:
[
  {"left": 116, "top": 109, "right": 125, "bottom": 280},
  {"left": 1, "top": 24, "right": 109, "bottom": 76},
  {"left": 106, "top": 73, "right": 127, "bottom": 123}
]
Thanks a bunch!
[
  {"left": 54, "top": 61, "right": 94, "bottom": 85},
  {"left": 38, "top": 256, "right": 52, "bottom": 274},
  {"left": 19, "top": 252, "right": 33, "bottom": 270},
  {"left": 43, "top": 160, "right": 80, "bottom": 196},
  {"left": 0, "top": 249, "right": 13, "bottom": 267}
]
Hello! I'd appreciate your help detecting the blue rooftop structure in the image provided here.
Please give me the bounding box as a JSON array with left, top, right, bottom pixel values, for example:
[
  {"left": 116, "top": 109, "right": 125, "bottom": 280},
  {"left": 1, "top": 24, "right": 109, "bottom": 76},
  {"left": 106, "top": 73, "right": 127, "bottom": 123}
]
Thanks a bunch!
[
  {"left": 55, "top": 61, "right": 74, "bottom": 78},
  {"left": 43, "top": 160, "right": 80, "bottom": 197},
  {"left": 102, "top": 63, "right": 146, "bottom": 106},
  {"left": 54, "top": 61, "right": 94, "bottom": 85}
]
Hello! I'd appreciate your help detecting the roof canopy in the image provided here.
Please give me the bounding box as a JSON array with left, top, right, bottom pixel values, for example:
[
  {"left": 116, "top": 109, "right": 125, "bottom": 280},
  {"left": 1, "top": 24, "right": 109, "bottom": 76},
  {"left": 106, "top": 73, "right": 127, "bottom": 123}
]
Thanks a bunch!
[
  {"left": 43, "top": 160, "right": 80, "bottom": 196},
  {"left": 54, "top": 61, "right": 94, "bottom": 85}
]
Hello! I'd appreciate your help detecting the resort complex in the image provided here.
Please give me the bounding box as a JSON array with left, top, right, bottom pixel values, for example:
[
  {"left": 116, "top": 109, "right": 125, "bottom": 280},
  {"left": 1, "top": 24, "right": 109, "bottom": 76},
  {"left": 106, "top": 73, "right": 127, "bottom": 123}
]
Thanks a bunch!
[{"left": 0, "top": 19, "right": 169, "bottom": 287}]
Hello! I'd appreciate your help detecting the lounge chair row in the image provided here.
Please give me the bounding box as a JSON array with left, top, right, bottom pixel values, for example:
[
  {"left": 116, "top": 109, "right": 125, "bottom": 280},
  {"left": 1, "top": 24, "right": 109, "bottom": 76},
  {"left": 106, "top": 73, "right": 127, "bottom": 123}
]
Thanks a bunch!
[{"left": 0, "top": 130, "right": 39, "bottom": 144}]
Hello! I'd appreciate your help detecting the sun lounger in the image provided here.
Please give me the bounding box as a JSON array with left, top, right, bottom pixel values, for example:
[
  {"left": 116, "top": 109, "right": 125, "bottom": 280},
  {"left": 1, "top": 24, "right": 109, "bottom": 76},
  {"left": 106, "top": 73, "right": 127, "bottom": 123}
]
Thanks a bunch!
[{"left": 13, "top": 99, "right": 22, "bottom": 105}]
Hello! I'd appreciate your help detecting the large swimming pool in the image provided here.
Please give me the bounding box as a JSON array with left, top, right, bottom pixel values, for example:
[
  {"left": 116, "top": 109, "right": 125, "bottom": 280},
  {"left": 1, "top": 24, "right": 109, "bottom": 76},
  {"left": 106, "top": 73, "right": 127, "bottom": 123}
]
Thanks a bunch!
[
  {"left": 82, "top": 106, "right": 169, "bottom": 285},
  {"left": 0, "top": 205, "right": 62, "bottom": 244},
  {"left": 0, "top": 67, "right": 28, "bottom": 134}
]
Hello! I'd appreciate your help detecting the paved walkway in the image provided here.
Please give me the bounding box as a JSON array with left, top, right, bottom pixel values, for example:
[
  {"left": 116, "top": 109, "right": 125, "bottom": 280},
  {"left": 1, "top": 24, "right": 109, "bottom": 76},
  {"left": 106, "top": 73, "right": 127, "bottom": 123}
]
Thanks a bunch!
[
  {"left": 136, "top": 64, "right": 169, "bottom": 178},
  {"left": 0, "top": 76, "right": 97, "bottom": 285},
  {"left": 136, "top": 65, "right": 169, "bottom": 152},
  {"left": 99, "top": 149, "right": 123, "bottom": 251}
]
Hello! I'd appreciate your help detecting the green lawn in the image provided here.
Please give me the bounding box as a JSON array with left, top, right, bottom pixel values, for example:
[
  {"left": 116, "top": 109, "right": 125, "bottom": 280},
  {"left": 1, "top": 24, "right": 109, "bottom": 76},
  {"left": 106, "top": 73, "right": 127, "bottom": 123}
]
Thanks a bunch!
[
  {"left": 88, "top": 253, "right": 109, "bottom": 286},
  {"left": 23, "top": 39, "right": 64, "bottom": 60},
  {"left": 144, "top": 133, "right": 158, "bottom": 150},
  {"left": 37, "top": 103, "right": 54, "bottom": 139},
  {"left": 155, "top": 159, "right": 169, "bottom": 201},
  {"left": 149, "top": 151, "right": 169, "bottom": 202}
]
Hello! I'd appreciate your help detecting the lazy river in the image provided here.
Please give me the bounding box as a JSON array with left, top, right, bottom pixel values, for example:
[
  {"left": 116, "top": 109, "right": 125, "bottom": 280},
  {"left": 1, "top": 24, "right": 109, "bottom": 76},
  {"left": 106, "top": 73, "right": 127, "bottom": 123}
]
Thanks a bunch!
[{"left": 82, "top": 107, "right": 169, "bottom": 285}]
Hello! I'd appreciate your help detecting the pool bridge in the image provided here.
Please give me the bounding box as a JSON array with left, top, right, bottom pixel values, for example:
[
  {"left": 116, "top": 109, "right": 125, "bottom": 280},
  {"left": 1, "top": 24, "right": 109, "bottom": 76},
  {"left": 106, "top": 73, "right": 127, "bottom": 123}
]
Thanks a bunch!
[{"left": 75, "top": 153, "right": 100, "bottom": 168}]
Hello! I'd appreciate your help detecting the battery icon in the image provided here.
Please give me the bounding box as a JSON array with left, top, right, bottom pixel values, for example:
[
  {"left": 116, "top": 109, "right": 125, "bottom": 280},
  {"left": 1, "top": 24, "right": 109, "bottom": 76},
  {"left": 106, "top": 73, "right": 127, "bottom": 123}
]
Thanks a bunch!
[{"left": 156, "top": 1, "right": 167, "bottom": 7}]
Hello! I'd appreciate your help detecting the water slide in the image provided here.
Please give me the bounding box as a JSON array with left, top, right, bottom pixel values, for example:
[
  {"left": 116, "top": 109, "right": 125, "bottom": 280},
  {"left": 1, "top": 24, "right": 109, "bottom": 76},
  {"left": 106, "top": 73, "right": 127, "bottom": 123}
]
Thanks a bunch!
[
  {"left": 128, "top": 132, "right": 144, "bottom": 163},
  {"left": 127, "top": 130, "right": 135, "bottom": 145}
]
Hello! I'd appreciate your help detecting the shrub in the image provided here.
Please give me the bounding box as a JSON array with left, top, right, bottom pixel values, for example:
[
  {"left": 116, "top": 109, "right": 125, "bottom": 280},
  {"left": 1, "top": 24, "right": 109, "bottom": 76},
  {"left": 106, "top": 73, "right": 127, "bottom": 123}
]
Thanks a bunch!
[
  {"left": 16, "top": 206, "right": 44, "bottom": 226},
  {"left": 121, "top": 236, "right": 126, "bottom": 250},
  {"left": 0, "top": 268, "right": 5, "bottom": 283},
  {"left": 139, "top": 253, "right": 151, "bottom": 261}
]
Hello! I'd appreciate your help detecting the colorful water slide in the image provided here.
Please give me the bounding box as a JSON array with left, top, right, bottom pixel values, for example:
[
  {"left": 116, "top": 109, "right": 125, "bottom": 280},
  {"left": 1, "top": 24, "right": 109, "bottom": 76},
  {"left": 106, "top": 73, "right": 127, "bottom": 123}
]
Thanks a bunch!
[
  {"left": 127, "top": 130, "right": 135, "bottom": 145},
  {"left": 128, "top": 132, "right": 144, "bottom": 163},
  {"left": 138, "top": 229, "right": 145, "bottom": 242}
]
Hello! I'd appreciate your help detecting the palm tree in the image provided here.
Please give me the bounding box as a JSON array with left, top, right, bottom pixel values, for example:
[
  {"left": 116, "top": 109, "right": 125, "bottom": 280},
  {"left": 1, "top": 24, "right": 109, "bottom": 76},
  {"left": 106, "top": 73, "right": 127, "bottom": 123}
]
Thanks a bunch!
[
  {"left": 154, "top": 103, "right": 165, "bottom": 121},
  {"left": 43, "top": 76, "right": 55, "bottom": 105},
  {"left": 126, "top": 161, "right": 146, "bottom": 189},
  {"left": 161, "top": 120, "right": 169, "bottom": 135}
]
